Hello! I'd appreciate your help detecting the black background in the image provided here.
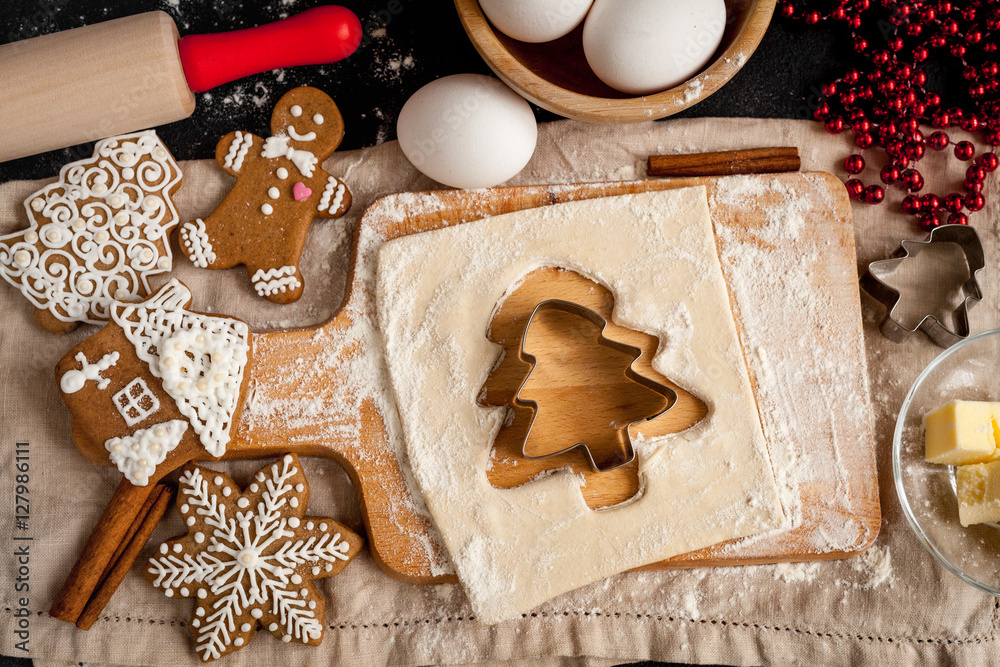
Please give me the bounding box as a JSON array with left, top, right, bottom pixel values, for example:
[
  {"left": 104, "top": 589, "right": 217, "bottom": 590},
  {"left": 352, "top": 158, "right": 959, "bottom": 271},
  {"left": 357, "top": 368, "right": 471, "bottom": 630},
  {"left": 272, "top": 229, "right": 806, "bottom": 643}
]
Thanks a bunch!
[{"left": 0, "top": 0, "right": 849, "bottom": 665}]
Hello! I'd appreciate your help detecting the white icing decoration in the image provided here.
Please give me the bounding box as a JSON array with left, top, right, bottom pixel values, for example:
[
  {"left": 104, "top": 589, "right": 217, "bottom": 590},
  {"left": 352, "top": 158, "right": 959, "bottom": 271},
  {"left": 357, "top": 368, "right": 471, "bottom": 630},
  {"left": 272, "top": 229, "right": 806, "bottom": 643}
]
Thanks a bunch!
[
  {"left": 60, "top": 351, "right": 119, "bottom": 393},
  {"left": 276, "top": 167, "right": 289, "bottom": 180},
  {"left": 287, "top": 126, "right": 317, "bottom": 142},
  {"left": 146, "top": 459, "right": 348, "bottom": 660},
  {"left": 180, "top": 219, "right": 217, "bottom": 268},
  {"left": 0, "top": 131, "right": 181, "bottom": 325},
  {"left": 223, "top": 131, "right": 253, "bottom": 172},
  {"left": 261, "top": 204, "right": 273, "bottom": 215},
  {"left": 111, "top": 279, "right": 250, "bottom": 457},
  {"left": 251, "top": 266, "right": 300, "bottom": 297},
  {"left": 290, "top": 105, "right": 302, "bottom": 117},
  {"left": 268, "top": 187, "right": 280, "bottom": 200},
  {"left": 261, "top": 135, "right": 317, "bottom": 177},
  {"left": 317, "top": 177, "right": 345, "bottom": 214},
  {"left": 313, "top": 114, "right": 324, "bottom": 125},
  {"left": 112, "top": 377, "right": 161, "bottom": 426},
  {"left": 195, "top": 532, "right": 205, "bottom": 543},
  {"left": 104, "top": 419, "right": 188, "bottom": 486}
]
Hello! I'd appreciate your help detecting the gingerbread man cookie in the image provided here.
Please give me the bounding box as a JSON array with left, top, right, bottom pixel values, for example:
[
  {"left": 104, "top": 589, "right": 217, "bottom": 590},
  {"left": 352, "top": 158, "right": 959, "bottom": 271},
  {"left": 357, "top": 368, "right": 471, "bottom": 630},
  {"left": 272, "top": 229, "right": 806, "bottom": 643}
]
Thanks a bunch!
[
  {"left": 145, "top": 454, "right": 363, "bottom": 662},
  {"left": 0, "top": 131, "right": 182, "bottom": 334},
  {"left": 179, "top": 87, "right": 352, "bottom": 304}
]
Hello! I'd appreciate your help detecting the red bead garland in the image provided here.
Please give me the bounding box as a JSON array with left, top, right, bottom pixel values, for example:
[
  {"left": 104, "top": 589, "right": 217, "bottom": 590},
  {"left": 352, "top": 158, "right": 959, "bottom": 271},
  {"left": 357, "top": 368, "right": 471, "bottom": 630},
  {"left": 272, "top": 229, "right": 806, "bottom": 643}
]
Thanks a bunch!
[{"left": 783, "top": 0, "right": 999, "bottom": 230}]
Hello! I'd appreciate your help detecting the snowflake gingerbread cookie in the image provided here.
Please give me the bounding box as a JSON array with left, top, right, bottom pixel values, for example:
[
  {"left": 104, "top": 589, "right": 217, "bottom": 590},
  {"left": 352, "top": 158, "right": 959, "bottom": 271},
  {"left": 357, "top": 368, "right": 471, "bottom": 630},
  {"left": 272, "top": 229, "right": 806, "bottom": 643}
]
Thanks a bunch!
[
  {"left": 0, "top": 131, "right": 182, "bottom": 334},
  {"left": 179, "top": 87, "right": 352, "bottom": 304},
  {"left": 145, "top": 454, "right": 363, "bottom": 662}
]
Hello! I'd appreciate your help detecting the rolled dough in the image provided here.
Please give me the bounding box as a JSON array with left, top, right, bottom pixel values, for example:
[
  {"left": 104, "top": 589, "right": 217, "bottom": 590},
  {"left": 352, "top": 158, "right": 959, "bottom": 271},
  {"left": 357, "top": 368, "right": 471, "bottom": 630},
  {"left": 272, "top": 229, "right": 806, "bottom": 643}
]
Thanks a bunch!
[{"left": 376, "top": 188, "right": 784, "bottom": 624}]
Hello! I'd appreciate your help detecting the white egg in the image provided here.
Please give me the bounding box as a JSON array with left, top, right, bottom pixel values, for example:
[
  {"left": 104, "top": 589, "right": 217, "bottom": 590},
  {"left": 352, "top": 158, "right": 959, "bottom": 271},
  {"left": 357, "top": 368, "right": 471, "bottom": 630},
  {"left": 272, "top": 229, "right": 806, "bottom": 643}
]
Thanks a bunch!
[
  {"left": 583, "top": 0, "right": 727, "bottom": 95},
  {"left": 397, "top": 74, "right": 537, "bottom": 189},
  {"left": 480, "top": 0, "right": 595, "bottom": 43}
]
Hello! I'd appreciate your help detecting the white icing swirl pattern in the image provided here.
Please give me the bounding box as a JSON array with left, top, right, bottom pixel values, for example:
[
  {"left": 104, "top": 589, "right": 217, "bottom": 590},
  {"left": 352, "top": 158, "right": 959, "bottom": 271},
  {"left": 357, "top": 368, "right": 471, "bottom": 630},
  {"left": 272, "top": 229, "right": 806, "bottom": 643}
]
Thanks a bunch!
[
  {"left": 112, "top": 280, "right": 250, "bottom": 458},
  {"left": 317, "top": 177, "right": 346, "bottom": 214},
  {"left": 222, "top": 132, "right": 253, "bottom": 172},
  {"left": 251, "top": 266, "right": 301, "bottom": 297},
  {"left": 106, "top": 419, "right": 187, "bottom": 486},
  {"left": 0, "top": 131, "right": 181, "bottom": 326},
  {"left": 179, "top": 219, "right": 217, "bottom": 268}
]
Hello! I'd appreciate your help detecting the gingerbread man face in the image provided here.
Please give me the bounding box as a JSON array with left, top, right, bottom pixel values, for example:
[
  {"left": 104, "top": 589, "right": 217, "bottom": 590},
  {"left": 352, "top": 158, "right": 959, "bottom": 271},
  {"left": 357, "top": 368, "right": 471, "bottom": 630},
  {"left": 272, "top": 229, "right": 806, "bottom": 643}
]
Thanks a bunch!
[
  {"left": 178, "top": 87, "right": 352, "bottom": 304},
  {"left": 270, "top": 87, "right": 345, "bottom": 158}
]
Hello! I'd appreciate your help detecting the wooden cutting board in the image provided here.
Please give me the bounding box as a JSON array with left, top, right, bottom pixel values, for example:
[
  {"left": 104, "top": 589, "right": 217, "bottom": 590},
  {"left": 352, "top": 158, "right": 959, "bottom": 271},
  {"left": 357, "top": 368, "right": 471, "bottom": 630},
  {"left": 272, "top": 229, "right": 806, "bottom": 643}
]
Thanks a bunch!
[{"left": 230, "top": 172, "right": 880, "bottom": 583}]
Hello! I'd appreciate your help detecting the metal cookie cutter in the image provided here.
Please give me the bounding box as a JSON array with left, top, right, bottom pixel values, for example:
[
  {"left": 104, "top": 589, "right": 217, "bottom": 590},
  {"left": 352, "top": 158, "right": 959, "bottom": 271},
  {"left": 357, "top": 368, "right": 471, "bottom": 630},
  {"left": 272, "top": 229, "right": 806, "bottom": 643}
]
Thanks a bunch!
[
  {"left": 860, "top": 224, "right": 985, "bottom": 349},
  {"left": 513, "top": 299, "right": 677, "bottom": 472}
]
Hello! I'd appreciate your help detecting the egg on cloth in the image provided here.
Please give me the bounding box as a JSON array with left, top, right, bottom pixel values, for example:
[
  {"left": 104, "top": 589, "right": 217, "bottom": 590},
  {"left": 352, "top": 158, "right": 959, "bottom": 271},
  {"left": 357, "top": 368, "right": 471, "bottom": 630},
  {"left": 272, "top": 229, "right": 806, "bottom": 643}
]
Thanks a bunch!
[
  {"left": 582, "top": 0, "right": 727, "bottom": 95},
  {"left": 396, "top": 74, "right": 538, "bottom": 189},
  {"left": 479, "top": 0, "right": 595, "bottom": 43}
]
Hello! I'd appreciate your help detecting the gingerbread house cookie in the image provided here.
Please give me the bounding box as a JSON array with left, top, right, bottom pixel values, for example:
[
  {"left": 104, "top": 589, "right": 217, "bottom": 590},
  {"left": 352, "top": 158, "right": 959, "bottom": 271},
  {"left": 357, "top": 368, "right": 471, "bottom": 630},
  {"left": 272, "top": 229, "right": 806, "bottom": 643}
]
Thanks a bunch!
[
  {"left": 0, "top": 131, "right": 182, "bottom": 334},
  {"left": 56, "top": 279, "right": 252, "bottom": 486},
  {"left": 179, "top": 87, "right": 352, "bottom": 304}
]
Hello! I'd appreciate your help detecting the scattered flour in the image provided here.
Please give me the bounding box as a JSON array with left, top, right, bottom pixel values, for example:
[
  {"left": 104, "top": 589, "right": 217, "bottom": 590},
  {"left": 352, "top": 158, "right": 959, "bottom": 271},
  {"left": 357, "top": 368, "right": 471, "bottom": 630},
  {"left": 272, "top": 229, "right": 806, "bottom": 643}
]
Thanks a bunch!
[
  {"left": 849, "top": 546, "right": 895, "bottom": 589},
  {"left": 772, "top": 561, "right": 821, "bottom": 583},
  {"left": 683, "top": 79, "right": 705, "bottom": 104},
  {"left": 680, "top": 591, "right": 700, "bottom": 620}
]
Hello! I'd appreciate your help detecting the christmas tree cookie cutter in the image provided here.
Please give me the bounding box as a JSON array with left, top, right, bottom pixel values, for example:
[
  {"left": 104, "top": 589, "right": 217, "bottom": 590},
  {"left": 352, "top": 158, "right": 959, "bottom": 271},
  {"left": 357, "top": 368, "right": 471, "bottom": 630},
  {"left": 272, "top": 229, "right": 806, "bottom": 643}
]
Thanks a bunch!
[
  {"left": 513, "top": 299, "right": 677, "bottom": 472},
  {"left": 860, "top": 224, "right": 985, "bottom": 349}
]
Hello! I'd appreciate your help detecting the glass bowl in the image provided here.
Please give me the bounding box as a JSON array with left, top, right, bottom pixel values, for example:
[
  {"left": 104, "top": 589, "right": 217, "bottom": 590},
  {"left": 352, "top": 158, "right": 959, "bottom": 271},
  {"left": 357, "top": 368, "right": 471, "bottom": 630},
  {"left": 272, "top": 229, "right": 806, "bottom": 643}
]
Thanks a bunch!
[{"left": 895, "top": 327, "right": 1000, "bottom": 596}]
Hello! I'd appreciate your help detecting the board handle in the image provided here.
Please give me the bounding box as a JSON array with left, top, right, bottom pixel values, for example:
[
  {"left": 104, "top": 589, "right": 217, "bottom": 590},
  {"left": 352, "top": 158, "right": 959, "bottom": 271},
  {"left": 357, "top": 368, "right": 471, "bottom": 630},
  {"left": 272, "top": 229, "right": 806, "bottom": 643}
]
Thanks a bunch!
[
  {"left": 178, "top": 5, "right": 363, "bottom": 92},
  {"left": 48, "top": 477, "right": 156, "bottom": 624}
]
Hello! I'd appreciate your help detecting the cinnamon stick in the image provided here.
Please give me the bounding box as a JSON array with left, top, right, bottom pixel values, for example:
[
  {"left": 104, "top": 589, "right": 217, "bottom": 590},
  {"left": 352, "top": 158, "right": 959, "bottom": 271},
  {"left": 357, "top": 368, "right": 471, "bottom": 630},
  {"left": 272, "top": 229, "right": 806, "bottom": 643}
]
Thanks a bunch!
[
  {"left": 647, "top": 147, "right": 801, "bottom": 177},
  {"left": 76, "top": 484, "right": 175, "bottom": 631},
  {"left": 48, "top": 477, "right": 157, "bottom": 624},
  {"left": 98, "top": 484, "right": 162, "bottom": 586}
]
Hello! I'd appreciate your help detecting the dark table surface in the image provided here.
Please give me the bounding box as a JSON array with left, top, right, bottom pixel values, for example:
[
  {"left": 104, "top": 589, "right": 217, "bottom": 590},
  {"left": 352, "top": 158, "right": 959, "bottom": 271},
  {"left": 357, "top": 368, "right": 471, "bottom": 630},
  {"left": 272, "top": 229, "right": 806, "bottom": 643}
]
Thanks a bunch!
[{"left": 0, "top": 1, "right": 849, "bottom": 665}]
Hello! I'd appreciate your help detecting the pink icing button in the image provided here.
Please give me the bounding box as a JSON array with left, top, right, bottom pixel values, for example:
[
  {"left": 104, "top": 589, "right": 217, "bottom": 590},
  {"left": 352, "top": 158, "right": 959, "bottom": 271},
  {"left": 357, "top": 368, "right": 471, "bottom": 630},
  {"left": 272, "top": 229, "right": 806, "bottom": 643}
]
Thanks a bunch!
[{"left": 293, "top": 182, "right": 312, "bottom": 201}]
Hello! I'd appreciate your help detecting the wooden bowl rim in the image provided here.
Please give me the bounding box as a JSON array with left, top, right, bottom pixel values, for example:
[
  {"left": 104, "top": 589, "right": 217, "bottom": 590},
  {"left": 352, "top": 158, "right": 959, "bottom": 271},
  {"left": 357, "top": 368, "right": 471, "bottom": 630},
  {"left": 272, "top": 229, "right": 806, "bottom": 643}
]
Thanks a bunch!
[{"left": 454, "top": 0, "right": 777, "bottom": 124}]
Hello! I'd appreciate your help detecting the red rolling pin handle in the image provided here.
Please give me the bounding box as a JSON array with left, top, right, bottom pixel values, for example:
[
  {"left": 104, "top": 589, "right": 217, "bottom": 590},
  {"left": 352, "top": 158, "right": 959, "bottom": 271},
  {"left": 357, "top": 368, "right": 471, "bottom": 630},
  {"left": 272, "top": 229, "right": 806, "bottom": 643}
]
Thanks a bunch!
[{"left": 178, "top": 5, "right": 363, "bottom": 92}]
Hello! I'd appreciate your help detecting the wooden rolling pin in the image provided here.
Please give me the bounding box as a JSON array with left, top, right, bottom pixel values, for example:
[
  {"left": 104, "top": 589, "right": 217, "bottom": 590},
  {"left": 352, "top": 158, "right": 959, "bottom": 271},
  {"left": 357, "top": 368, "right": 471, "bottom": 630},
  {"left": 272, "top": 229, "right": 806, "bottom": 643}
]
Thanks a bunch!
[{"left": 0, "top": 6, "right": 362, "bottom": 163}]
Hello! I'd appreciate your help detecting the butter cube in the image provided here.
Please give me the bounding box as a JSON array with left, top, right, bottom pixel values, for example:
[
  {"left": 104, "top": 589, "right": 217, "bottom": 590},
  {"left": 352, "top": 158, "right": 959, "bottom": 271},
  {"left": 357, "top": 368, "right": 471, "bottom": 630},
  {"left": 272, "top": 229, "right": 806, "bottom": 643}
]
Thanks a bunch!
[
  {"left": 956, "top": 461, "right": 1000, "bottom": 526},
  {"left": 924, "top": 400, "right": 1000, "bottom": 465}
]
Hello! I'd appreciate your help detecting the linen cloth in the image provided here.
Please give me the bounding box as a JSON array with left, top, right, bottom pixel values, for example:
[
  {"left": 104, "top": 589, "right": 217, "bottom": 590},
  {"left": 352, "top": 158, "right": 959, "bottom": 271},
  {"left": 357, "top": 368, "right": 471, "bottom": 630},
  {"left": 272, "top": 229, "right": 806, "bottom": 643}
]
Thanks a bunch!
[{"left": 0, "top": 118, "right": 997, "bottom": 666}]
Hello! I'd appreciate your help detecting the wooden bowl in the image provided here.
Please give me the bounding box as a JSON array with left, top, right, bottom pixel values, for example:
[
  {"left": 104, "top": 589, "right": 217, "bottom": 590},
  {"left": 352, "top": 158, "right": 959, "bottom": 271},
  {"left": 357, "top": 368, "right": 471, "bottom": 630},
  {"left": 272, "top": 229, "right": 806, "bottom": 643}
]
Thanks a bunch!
[{"left": 454, "top": 0, "right": 776, "bottom": 124}]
